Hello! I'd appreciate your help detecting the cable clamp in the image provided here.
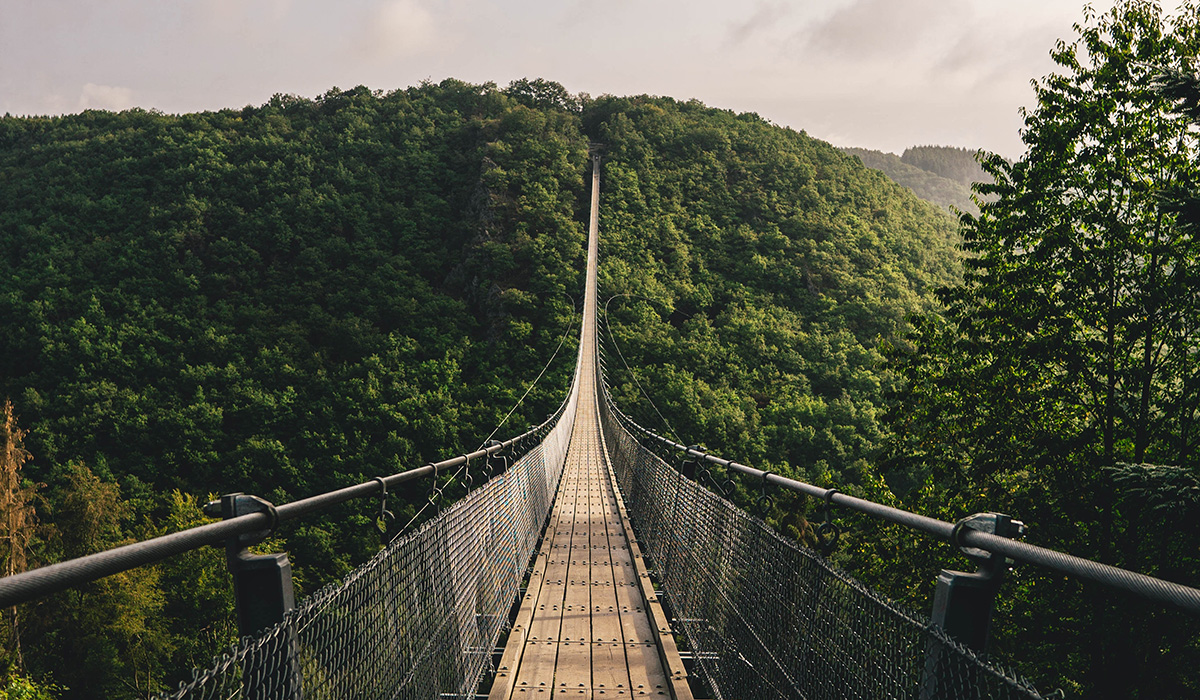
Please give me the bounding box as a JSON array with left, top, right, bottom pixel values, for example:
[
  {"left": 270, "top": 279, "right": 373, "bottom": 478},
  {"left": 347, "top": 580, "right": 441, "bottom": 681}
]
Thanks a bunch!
[
  {"left": 423, "top": 463, "right": 443, "bottom": 513},
  {"left": 203, "top": 493, "right": 278, "bottom": 548},
  {"left": 485, "top": 440, "right": 507, "bottom": 479},
  {"left": 950, "top": 512, "right": 1026, "bottom": 564},
  {"left": 757, "top": 471, "right": 775, "bottom": 512}
]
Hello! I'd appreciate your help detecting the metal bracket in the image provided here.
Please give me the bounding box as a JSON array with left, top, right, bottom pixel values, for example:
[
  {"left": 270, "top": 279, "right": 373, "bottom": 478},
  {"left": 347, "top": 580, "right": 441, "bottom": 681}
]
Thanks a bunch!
[
  {"left": 757, "top": 471, "right": 775, "bottom": 512},
  {"left": 204, "top": 492, "right": 295, "bottom": 641},
  {"left": 678, "top": 447, "right": 701, "bottom": 481},
  {"left": 372, "top": 477, "right": 395, "bottom": 543},
  {"left": 203, "top": 492, "right": 278, "bottom": 548},
  {"left": 425, "top": 463, "right": 443, "bottom": 514},
  {"left": 931, "top": 511, "right": 1025, "bottom": 652},
  {"left": 485, "top": 440, "right": 509, "bottom": 480}
]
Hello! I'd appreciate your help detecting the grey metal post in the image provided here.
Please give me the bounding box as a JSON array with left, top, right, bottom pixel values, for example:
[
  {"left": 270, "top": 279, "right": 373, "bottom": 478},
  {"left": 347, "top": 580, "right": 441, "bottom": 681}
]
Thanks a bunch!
[
  {"left": 931, "top": 512, "right": 1025, "bottom": 650},
  {"left": 205, "top": 493, "right": 301, "bottom": 699},
  {"left": 921, "top": 512, "right": 1025, "bottom": 698}
]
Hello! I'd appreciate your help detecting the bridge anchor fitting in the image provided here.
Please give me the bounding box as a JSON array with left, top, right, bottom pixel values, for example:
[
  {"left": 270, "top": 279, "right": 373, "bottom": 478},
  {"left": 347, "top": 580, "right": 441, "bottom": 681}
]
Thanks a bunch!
[
  {"left": 205, "top": 493, "right": 301, "bottom": 699},
  {"left": 204, "top": 493, "right": 297, "bottom": 638},
  {"left": 931, "top": 512, "right": 1025, "bottom": 652},
  {"left": 920, "top": 513, "right": 1024, "bottom": 699}
]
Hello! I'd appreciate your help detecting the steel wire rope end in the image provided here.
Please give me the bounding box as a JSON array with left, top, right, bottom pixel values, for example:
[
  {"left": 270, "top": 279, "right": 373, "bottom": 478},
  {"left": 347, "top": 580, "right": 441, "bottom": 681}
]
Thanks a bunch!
[
  {"left": 202, "top": 493, "right": 292, "bottom": 638},
  {"left": 203, "top": 493, "right": 278, "bottom": 547},
  {"left": 932, "top": 512, "right": 1026, "bottom": 651},
  {"left": 371, "top": 477, "right": 395, "bottom": 544},
  {"left": 949, "top": 512, "right": 1026, "bottom": 561},
  {"left": 815, "top": 489, "right": 841, "bottom": 557}
]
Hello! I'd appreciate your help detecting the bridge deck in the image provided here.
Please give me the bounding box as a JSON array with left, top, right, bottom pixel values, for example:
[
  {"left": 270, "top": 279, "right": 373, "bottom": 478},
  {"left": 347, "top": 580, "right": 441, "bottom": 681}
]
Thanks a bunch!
[{"left": 489, "top": 156, "right": 693, "bottom": 699}]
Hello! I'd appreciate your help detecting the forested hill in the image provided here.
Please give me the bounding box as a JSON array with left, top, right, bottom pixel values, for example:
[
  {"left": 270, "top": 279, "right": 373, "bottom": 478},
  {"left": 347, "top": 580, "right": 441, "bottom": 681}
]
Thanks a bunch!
[
  {"left": 0, "top": 80, "right": 961, "bottom": 697},
  {"left": 0, "top": 82, "right": 588, "bottom": 502},
  {"left": 588, "top": 98, "right": 962, "bottom": 497},
  {"left": 842, "top": 145, "right": 993, "bottom": 215},
  {"left": 0, "top": 82, "right": 590, "bottom": 696}
]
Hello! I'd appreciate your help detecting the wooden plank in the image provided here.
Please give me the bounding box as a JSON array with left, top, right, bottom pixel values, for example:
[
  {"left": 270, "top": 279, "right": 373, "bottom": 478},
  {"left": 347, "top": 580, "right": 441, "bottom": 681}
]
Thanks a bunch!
[
  {"left": 623, "top": 643, "right": 670, "bottom": 698},
  {"left": 527, "top": 587, "right": 565, "bottom": 642},
  {"left": 615, "top": 581, "right": 656, "bottom": 645},
  {"left": 507, "top": 467, "right": 577, "bottom": 694},
  {"left": 587, "top": 524, "right": 624, "bottom": 645},
  {"left": 489, "top": 622, "right": 525, "bottom": 699},
  {"left": 511, "top": 640, "right": 559, "bottom": 694},
  {"left": 554, "top": 639, "right": 593, "bottom": 693},
  {"left": 591, "top": 642, "right": 631, "bottom": 694},
  {"left": 590, "top": 569, "right": 623, "bottom": 644},
  {"left": 558, "top": 587, "right": 591, "bottom": 644},
  {"left": 599, "top": 453, "right": 695, "bottom": 700},
  {"left": 492, "top": 466, "right": 570, "bottom": 700}
]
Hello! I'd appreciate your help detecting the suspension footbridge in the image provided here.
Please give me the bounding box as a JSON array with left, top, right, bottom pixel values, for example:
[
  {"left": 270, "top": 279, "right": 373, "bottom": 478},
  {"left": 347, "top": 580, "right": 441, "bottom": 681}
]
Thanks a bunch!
[
  {"left": 488, "top": 155, "right": 690, "bottom": 699},
  {"left": 0, "top": 155, "right": 1197, "bottom": 699}
]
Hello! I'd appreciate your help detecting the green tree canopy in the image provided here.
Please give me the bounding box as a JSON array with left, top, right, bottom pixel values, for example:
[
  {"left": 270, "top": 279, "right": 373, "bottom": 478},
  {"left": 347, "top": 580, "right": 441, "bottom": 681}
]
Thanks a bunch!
[
  {"left": 585, "top": 95, "right": 962, "bottom": 524},
  {"left": 884, "top": 2, "right": 1200, "bottom": 695},
  {"left": 0, "top": 78, "right": 589, "bottom": 698}
]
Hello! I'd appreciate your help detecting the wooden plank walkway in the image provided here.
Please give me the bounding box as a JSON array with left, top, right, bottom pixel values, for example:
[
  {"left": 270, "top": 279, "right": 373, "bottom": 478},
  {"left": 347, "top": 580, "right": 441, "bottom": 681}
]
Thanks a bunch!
[{"left": 489, "top": 156, "right": 693, "bottom": 700}]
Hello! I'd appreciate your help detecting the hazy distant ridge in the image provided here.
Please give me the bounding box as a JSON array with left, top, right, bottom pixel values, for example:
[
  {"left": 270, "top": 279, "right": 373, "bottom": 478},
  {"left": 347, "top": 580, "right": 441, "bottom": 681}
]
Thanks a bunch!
[{"left": 841, "top": 145, "right": 992, "bottom": 215}]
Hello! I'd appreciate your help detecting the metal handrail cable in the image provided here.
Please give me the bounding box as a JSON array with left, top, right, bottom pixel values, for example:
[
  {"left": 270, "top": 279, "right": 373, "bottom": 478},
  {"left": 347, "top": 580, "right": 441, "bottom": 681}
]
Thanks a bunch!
[
  {"left": 610, "top": 403, "right": 1200, "bottom": 616},
  {"left": 0, "top": 408, "right": 565, "bottom": 610}
]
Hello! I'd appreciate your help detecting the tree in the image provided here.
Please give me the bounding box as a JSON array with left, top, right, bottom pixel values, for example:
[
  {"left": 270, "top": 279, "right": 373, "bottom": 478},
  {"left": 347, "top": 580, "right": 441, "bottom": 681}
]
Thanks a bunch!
[
  {"left": 503, "top": 78, "right": 581, "bottom": 113},
  {"left": 0, "top": 400, "right": 38, "bottom": 674},
  {"left": 1156, "top": 63, "right": 1200, "bottom": 464},
  {"left": 26, "top": 465, "right": 170, "bottom": 699},
  {"left": 154, "top": 491, "right": 236, "bottom": 685},
  {"left": 0, "top": 675, "right": 61, "bottom": 700},
  {"left": 885, "top": 2, "right": 1200, "bottom": 695}
]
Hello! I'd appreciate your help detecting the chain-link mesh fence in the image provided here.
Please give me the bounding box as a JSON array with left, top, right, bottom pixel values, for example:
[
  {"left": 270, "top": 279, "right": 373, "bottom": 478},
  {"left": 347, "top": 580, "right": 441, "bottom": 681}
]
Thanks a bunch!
[
  {"left": 597, "top": 395, "right": 1045, "bottom": 700},
  {"left": 163, "top": 381, "right": 578, "bottom": 700}
]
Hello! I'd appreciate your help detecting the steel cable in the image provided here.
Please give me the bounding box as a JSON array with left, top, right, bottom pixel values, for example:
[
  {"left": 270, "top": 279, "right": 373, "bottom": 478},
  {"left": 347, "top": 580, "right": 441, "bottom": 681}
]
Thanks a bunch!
[
  {"left": 163, "top": 424, "right": 574, "bottom": 699},
  {"left": 597, "top": 389, "right": 1044, "bottom": 700},
  {"left": 614, "top": 408, "right": 1200, "bottom": 617}
]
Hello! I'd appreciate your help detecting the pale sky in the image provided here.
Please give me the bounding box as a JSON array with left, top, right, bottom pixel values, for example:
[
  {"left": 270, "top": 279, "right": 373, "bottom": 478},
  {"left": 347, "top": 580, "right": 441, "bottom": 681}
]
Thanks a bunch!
[{"left": 0, "top": 0, "right": 1190, "bottom": 158}]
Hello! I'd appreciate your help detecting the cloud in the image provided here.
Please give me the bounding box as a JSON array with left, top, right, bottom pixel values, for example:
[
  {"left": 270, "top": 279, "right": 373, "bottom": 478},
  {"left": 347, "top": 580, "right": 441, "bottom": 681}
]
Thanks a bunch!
[
  {"left": 788, "top": 0, "right": 1063, "bottom": 95},
  {"left": 77, "top": 83, "right": 135, "bottom": 111},
  {"left": 765, "top": 0, "right": 1070, "bottom": 155},
  {"left": 933, "top": 23, "right": 1059, "bottom": 92},
  {"left": 728, "top": 3, "right": 790, "bottom": 47},
  {"left": 801, "top": 0, "right": 950, "bottom": 59},
  {"left": 363, "top": 0, "right": 436, "bottom": 59}
]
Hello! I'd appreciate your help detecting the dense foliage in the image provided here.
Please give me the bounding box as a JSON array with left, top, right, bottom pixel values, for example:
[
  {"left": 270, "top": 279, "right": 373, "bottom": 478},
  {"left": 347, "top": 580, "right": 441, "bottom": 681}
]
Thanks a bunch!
[
  {"left": 0, "top": 80, "right": 587, "bottom": 697},
  {"left": 880, "top": 2, "right": 1200, "bottom": 697},
  {"left": 900, "top": 145, "right": 991, "bottom": 190},
  {"left": 0, "top": 76, "right": 966, "bottom": 696},
  {"left": 589, "top": 98, "right": 962, "bottom": 530}
]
